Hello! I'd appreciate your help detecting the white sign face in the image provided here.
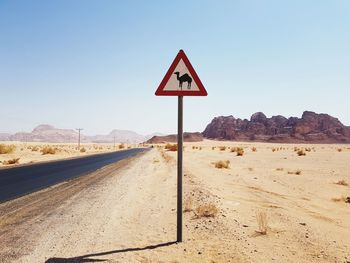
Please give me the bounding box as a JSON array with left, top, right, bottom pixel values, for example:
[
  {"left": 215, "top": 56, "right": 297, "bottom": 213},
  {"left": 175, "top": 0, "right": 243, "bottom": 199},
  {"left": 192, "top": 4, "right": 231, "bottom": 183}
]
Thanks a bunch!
[{"left": 162, "top": 59, "right": 200, "bottom": 92}]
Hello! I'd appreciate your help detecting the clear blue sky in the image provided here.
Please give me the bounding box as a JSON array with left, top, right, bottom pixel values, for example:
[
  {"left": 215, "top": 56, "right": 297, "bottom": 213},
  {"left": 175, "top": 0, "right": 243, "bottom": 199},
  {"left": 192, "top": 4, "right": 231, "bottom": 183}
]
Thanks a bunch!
[{"left": 1, "top": 0, "right": 349, "bottom": 135}]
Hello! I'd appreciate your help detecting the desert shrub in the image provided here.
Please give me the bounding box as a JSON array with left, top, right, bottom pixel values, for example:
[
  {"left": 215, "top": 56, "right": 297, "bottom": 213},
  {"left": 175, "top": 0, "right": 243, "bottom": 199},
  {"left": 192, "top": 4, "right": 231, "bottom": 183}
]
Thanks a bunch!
[
  {"left": 255, "top": 210, "right": 268, "bottom": 235},
  {"left": 80, "top": 147, "right": 86, "bottom": 153},
  {"left": 305, "top": 148, "right": 312, "bottom": 152},
  {"left": 118, "top": 144, "right": 125, "bottom": 149},
  {"left": 272, "top": 148, "right": 276, "bottom": 152},
  {"left": 212, "top": 146, "right": 215, "bottom": 150},
  {"left": 3, "top": 158, "right": 20, "bottom": 165},
  {"left": 294, "top": 147, "right": 299, "bottom": 152},
  {"left": 297, "top": 149, "right": 306, "bottom": 156},
  {"left": 31, "top": 146, "right": 39, "bottom": 152},
  {"left": 288, "top": 170, "right": 302, "bottom": 175},
  {"left": 236, "top": 147, "right": 244, "bottom": 156},
  {"left": 230, "top": 147, "right": 238, "bottom": 152},
  {"left": 276, "top": 168, "right": 284, "bottom": 171},
  {"left": 219, "top": 146, "right": 226, "bottom": 151},
  {"left": 332, "top": 196, "right": 347, "bottom": 202},
  {"left": 337, "top": 148, "right": 342, "bottom": 152},
  {"left": 214, "top": 160, "right": 230, "bottom": 169},
  {"left": 0, "top": 144, "right": 16, "bottom": 154},
  {"left": 165, "top": 143, "right": 177, "bottom": 151},
  {"left": 335, "top": 180, "right": 348, "bottom": 186},
  {"left": 41, "top": 147, "right": 56, "bottom": 155},
  {"left": 195, "top": 204, "right": 218, "bottom": 218},
  {"left": 251, "top": 147, "right": 257, "bottom": 152}
]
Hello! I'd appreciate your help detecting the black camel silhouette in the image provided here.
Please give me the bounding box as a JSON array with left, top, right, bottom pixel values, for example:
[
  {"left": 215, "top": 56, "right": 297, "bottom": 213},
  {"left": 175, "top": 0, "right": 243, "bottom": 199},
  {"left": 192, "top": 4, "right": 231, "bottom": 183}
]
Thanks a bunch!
[{"left": 174, "top": 71, "right": 192, "bottom": 89}]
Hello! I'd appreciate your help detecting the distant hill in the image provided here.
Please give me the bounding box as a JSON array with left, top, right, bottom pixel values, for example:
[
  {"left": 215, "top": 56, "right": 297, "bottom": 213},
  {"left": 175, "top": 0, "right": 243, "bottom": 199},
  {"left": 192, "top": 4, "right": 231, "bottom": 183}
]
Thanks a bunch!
[
  {"left": 203, "top": 111, "right": 350, "bottom": 143},
  {"left": 146, "top": 132, "right": 203, "bottom": 144},
  {"left": 1, "top": 125, "right": 163, "bottom": 144},
  {"left": 8, "top": 125, "right": 88, "bottom": 143},
  {"left": 90, "top": 129, "right": 147, "bottom": 143}
]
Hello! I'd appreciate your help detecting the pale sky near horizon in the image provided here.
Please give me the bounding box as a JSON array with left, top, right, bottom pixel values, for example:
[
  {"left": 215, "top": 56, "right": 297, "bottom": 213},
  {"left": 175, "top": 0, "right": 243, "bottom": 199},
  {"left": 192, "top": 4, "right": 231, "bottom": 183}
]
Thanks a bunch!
[{"left": 1, "top": 1, "right": 349, "bottom": 136}]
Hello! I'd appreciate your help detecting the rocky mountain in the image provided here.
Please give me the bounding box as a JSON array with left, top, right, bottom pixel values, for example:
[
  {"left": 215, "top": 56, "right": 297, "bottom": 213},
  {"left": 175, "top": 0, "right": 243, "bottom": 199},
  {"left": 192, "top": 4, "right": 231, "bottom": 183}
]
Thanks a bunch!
[
  {"left": 203, "top": 111, "right": 350, "bottom": 143},
  {"left": 90, "top": 129, "right": 147, "bottom": 143},
  {"left": 1, "top": 125, "right": 162, "bottom": 144},
  {"left": 146, "top": 132, "right": 203, "bottom": 144},
  {"left": 0, "top": 133, "right": 11, "bottom": 141},
  {"left": 9, "top": 125, "right": 88, "bottom": 143}
]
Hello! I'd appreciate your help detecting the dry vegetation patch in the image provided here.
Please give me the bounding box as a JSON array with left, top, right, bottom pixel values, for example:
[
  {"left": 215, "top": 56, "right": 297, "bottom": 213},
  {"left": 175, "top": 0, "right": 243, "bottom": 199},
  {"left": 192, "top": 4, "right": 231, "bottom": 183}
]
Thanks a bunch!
[
  {"left": 214, "top": 160, "right": 230, "bottom": 169},
  {"left": 80, "top": 147, "right": 86, "bottom": 153},
  {"left": 219, "top": 146, "right": 226, "bottom": 151},
  {"left": 255, "top": 210, "right": 268, "bottom": 235},
  {"left": 184, "top": 198, "right": 194, "bottom": 212},
  {"left": 335, "top": 180, "right": 348, "bottom": 186},
  {"left": 0, "top": 144, "right": 16, "bottom": 154},
  {"left": 165, "top": 143, "right": 177, "bottom": 151},
  {"left": 297, "top": 149, "right": 306, "bottom": 156},
  {"left": 195, "top": 204, "right": 219, "bottom": 218},
  {"left": 119, "top": 144, "right": 125, "bottom": 149},
  {"left": 288, "top": 170, "right": 302, "bottom": 175},
  {"left": 2, "top": 158, "right": 20, "bottom": 165},
  {"left": 331, "top": 196, "right": 347, "bottom": 203},
  {"left": 41, "top": 147, "right": 57, "bottom": 155}
]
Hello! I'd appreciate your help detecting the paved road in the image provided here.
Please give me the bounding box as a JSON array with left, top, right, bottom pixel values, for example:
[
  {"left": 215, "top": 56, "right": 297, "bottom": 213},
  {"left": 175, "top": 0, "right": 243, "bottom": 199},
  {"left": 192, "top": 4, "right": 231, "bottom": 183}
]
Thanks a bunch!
[{"left": 0, "top": 148, "right": 147, "bottom": 203}]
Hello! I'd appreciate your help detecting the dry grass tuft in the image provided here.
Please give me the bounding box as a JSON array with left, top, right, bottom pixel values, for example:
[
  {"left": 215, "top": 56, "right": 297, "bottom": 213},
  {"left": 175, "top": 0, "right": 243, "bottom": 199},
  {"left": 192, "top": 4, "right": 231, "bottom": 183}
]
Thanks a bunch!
[
  {"left": 31, "top": 146, "right": 39, "bottom": 152},
  {"left": 41, "top": 147, "right": 56, "bottom": 155},
  {"left": 288, "top": 170, "right": 302, "bottom": 175},
  {"left": 80, "top": 147, "right": 86, "bottom": 153},
  {"left": 184, "top": 198, "right": 194, "bottom": 212},
  {"left": 0, "top": 144, "right": 16, "bottom": 154},
  {"left": 214, "top": 160, "right": 230, "bottom": 169},
  {"left": 335, "top": 180, "right": 348, "bottom": 186},
  {"left": 251, "top": 147, "right": 257, "bottom": 152},
  {"left": 255, "top": 210, "right": 268, "bottom": 235},
  {"left": 219, "top": 146, "right": 226, "bottom": 151},
  {"left": 195, "top": 204, "right": 219, "bottom": 218},
  {"left": 236, "top": 147, "right": 244, "bottom": 156},
  {"left": 276, "top": 168, "right": 284, "bottom": 171},
  {"left": 331, "top": 196, "right": 347, "bottom": 203},
  {"left": 3, "top": 158, "right": 20, "bottom": 165},
  {"left": 165, "top": 143, "right": 178, "bottom": 151},
  {"left": 297, "top": 149, "right": 306, "bottom": 156}
]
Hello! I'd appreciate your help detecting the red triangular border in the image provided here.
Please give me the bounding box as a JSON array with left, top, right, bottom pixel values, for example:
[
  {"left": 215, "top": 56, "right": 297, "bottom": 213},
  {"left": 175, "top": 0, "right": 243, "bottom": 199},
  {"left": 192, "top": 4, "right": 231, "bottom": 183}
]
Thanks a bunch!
[{"left": 155, "top": 50, "right": 207, "bottom": 96}]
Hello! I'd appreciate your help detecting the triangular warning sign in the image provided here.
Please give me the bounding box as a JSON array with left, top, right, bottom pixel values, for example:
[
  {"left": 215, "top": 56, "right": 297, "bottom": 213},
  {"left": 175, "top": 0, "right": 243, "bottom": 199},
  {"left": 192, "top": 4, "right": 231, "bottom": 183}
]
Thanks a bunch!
[{"left": 155, "top": 50, "right": 207, "bottom": 96}]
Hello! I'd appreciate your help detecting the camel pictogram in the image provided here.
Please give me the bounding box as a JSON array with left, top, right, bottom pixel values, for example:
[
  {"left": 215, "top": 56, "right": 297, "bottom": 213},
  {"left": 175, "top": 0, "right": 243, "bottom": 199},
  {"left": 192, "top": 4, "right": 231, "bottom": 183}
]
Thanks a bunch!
[{"left": 174, "top": 72, "right": 192, "bottom": 89}]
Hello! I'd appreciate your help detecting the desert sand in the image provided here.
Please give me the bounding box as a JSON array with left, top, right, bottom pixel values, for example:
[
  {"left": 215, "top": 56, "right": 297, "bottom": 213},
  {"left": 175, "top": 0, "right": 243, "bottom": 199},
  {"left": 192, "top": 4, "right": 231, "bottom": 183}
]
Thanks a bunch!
[{"left": 0, "top": 140, "right": 349, "bottom": 262}]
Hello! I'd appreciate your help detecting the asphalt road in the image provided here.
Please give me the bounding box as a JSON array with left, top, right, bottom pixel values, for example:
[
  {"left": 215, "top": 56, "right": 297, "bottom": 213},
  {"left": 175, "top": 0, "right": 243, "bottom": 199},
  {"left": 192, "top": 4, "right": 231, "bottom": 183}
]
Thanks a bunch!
[{"left": 0, "top": 148, "right": 147, "bottom": 203}]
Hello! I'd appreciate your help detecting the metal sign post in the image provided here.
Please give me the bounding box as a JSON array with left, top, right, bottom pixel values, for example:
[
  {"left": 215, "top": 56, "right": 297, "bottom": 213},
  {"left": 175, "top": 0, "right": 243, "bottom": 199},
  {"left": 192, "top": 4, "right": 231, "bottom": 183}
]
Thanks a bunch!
[
  {"left": 155, "top": 50, "right": 207, "bottom": 243},
  {"left": 177, "top": 96, "right": 183, "bottom": 242}
]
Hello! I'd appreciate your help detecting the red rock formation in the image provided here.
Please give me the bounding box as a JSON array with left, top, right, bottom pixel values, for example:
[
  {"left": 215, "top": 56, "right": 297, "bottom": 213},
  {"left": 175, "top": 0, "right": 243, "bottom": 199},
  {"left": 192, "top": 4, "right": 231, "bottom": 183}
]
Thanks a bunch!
[
  {"left": 202, "top": 111, "right": 350, "bottom": 143},
  {"left": 146, "top": 132, "right": 203, "bottom": 144}
]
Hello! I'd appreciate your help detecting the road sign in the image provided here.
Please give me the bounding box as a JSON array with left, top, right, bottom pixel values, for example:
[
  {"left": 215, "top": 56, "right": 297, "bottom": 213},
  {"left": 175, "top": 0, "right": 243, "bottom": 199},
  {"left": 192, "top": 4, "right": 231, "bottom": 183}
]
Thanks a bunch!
[
  {"left": 155, "top": 50, "right": 207, "bottom": 96},
  {"left": 155, "top": 50, "right": 207, "bottom": 243}
]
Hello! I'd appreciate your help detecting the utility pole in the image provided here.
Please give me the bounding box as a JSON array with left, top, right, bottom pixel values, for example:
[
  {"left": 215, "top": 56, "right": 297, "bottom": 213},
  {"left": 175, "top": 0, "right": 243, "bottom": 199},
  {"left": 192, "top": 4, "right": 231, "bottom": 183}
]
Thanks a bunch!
[{"left": 76, "top": 128, "right": 83, "bottom": 150}]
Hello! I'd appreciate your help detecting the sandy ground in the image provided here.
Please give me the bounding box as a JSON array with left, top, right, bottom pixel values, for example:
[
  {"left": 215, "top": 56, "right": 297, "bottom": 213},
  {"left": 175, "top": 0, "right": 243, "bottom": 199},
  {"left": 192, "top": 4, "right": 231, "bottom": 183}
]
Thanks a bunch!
[
  {"left": 0, "top": 140, "right": 349, "bottom": 262},
  {"left": 0, "top": 142, "right": 136, "bottom": 167}
]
